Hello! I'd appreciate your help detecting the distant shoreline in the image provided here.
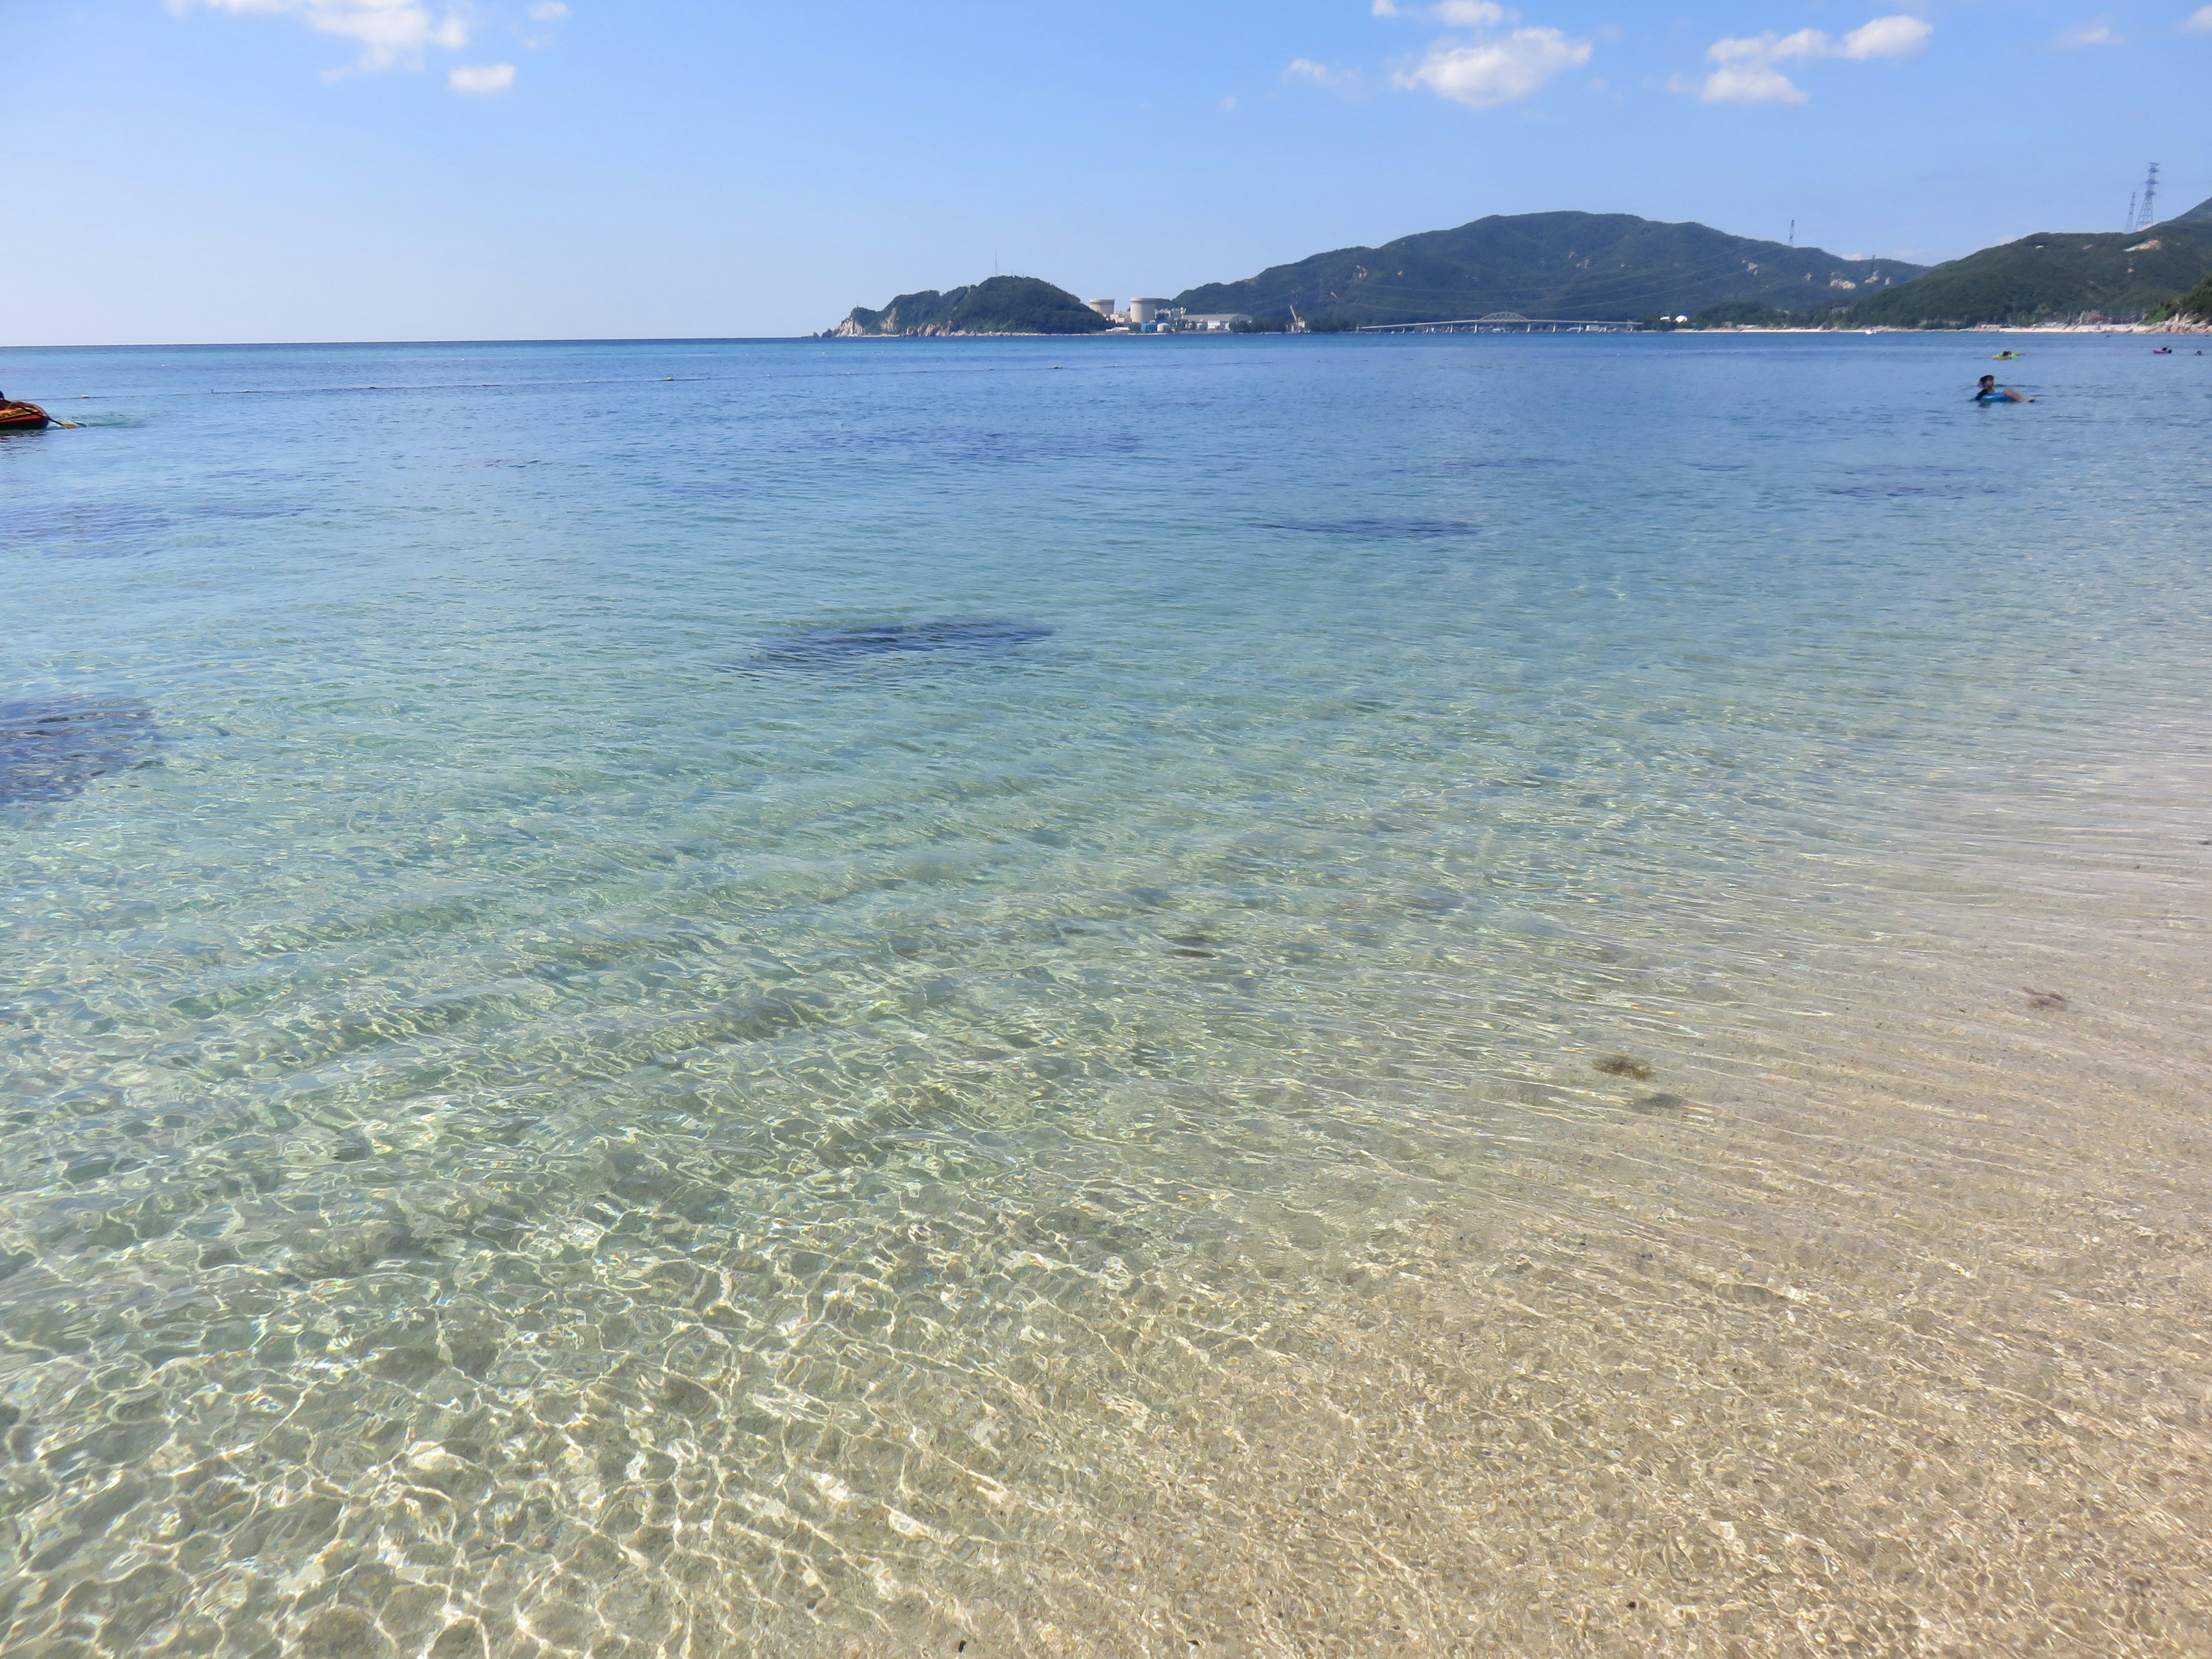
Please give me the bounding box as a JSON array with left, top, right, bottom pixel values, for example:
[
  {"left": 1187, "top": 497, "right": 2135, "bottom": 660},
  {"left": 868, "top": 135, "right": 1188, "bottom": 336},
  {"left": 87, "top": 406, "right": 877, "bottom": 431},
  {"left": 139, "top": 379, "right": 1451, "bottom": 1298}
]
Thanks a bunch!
[{"left": 1687, "top": 320, "right": 2211, "bottom": 336}]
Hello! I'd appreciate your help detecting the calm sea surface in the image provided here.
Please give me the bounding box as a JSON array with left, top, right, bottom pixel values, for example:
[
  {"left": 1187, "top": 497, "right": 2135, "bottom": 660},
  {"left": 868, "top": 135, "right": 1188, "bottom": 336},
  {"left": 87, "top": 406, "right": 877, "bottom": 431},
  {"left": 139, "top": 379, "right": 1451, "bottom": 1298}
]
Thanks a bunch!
[{"left": 1, "top": 334, "right": 2209, "bottom": 1657}]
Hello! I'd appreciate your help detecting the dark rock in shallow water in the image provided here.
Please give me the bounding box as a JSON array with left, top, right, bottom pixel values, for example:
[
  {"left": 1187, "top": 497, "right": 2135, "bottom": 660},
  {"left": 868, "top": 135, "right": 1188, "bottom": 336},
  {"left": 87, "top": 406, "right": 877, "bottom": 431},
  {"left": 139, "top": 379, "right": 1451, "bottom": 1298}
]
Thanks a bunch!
[
  {"left": 1592, "top": 1054, "right": 1653, "bottom": 1081},
  {"left": 0, "top": 698, "right": 158, "bottom": 806},
  {"left": 745, "top": 619, "right": 1052, "bottom": 671}
]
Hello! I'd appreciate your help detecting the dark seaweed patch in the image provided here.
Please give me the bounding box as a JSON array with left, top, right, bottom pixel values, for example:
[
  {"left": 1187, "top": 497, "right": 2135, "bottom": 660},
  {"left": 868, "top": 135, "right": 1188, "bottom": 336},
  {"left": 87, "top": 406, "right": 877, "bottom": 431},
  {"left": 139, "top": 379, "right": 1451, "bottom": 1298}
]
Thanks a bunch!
[
  {"left": 0, "top": 699, "right": 159, "bottom": 806},
  {"left": 745, "top": 619, "right": 1053, "bottom": 671},
  {"left": 1261, "top": 517, "right": 1475, "bottom": 539},
  {"left": 2, "top": 504, "right": 175, "bottom": 555},
  {"left": 192, "top": 501, "right": 304, "bottom": 522},
  {"left": 3, "top": 498, "right": 302, "bottom": 557},
  {"left": 794, "top": 425, "right": 1139, "bottom": 465},
  {"left": 951, "top": 431, "right": 1139, "bottom": 465},
  {"left": 1826, "top": 468, "right": 2001, "bottom": 501}
]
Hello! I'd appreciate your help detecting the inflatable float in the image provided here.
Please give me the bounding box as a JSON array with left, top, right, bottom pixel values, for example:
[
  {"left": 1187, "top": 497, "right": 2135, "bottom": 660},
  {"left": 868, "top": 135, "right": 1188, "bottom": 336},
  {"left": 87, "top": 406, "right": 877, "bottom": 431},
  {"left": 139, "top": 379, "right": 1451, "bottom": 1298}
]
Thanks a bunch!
[{"left": 0, "top": 399, "right": 54, "bottom": 432}]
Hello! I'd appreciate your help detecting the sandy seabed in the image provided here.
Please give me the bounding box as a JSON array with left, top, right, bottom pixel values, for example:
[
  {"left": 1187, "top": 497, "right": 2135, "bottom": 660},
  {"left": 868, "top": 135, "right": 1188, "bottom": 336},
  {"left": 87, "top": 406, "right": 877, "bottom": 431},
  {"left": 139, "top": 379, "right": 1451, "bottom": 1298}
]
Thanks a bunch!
[{"left": 863, "top": 800, "right": 2212, "bottom": 1657}]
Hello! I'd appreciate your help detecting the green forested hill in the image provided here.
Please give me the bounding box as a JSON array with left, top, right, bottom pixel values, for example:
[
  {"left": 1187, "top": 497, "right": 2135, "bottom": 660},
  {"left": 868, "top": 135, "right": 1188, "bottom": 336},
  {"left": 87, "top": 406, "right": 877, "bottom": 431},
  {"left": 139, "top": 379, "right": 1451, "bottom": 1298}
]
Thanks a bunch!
[
  {"left": 1169, "top": 212, "right": 1922, "bottom": 327},
  {"left": 831, "top": 275, "right": 1107, "bottom": 336},
  {"left": 2158, "top": 270, "right": 2212, "bottom": 323},
  {"left": 2165, "top": 194, "right": 2212, "bottom": 226},
  {"left": 1844, "top": 222, "right": 2212, "bottom": 326}
]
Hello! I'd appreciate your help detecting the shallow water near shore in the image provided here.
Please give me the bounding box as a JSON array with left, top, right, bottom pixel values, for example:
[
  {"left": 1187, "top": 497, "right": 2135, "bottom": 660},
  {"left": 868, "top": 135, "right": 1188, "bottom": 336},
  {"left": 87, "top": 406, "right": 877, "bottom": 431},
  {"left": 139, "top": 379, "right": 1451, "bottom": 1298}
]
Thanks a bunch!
[{"left": 1, "top": 332, "right": 2209, "bottom": 1656}]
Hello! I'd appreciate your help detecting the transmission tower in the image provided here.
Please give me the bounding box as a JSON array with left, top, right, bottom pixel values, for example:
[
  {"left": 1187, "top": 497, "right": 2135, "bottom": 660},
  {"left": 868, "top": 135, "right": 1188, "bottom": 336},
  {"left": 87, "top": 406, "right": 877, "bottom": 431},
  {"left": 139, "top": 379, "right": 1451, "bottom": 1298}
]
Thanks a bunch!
[
  {"left": 2126, "top": 192, "right": 2138, "bottom": 232},
  {"left": 2138, "top": 162, "right": 2160, "bottom": 230}
]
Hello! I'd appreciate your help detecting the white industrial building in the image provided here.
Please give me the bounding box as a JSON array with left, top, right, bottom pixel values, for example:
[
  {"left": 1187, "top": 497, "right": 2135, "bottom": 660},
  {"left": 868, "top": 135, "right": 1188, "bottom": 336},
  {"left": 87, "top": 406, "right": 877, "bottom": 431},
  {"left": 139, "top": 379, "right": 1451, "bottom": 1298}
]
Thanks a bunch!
[{"left": 1090, "top": 298, "right": 1253, "bottom": 332}]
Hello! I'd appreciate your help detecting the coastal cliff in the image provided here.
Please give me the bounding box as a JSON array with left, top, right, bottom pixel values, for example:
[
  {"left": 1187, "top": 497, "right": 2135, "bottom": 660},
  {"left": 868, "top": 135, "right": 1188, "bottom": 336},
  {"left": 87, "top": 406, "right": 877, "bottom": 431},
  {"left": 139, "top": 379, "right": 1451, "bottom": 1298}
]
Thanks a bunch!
[{"left": 831, "top": 275, "right": 1109, "bottom": 336}]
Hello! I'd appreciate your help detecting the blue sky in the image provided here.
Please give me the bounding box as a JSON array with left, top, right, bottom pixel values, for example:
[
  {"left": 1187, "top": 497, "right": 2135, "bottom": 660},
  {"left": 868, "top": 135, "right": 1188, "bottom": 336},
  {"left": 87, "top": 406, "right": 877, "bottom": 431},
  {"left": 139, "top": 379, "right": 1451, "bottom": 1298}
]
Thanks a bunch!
[{"left": 3, "top": 0, "right": 2208, "bottom": 342}]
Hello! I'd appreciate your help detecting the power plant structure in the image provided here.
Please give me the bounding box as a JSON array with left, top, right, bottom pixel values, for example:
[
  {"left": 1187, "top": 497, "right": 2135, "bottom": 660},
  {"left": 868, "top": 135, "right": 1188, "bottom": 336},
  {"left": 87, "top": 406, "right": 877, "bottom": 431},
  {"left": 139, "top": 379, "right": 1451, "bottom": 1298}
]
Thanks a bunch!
[{"left": 1085, "top": 297, "right": 1252, "bottom": 331}]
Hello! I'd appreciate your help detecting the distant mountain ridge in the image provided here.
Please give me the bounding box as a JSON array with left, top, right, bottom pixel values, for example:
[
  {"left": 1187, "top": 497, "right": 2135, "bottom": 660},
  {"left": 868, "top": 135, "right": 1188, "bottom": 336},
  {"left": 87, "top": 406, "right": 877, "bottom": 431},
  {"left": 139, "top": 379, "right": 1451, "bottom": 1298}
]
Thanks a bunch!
[
  {"left": 1840, "top": 218, "right": 2212, "bottom": 327},
  {"left": 832, "top": 275, "right": 1107, "bottom": 336},
  {"left": 1170, "top": 211, "right": 1922, "bottom": 327},
  {"left": 824, "top": 198, "right": 2212, "bottom": 336}
]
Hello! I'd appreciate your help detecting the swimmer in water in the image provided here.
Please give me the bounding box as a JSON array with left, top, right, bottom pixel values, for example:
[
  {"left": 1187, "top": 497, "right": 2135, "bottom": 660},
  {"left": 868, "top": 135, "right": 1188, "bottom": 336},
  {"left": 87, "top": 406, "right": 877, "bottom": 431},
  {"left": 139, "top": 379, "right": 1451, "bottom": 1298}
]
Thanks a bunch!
[{"left": 1974, "top": 374, "right": 2031, "bottom": 403}]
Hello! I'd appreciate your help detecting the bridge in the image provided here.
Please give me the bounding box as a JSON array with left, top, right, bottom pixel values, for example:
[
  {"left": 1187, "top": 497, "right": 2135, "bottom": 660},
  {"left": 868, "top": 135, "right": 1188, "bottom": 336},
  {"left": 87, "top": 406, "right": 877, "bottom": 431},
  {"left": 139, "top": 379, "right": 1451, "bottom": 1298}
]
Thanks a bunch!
[{"left": 1355, "top": 312, "right": 1646, "bottom": 335}]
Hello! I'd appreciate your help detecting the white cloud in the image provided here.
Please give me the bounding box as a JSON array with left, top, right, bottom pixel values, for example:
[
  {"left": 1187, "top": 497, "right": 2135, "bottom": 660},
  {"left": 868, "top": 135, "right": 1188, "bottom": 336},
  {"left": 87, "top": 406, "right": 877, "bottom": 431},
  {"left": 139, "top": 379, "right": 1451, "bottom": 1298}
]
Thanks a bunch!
[
  {"left": 527, "top": 1, "right": 569, "bottom": 18},
  {"left": 1285, "top": 56, "right": 1355, "bottom": 88},
  {"left": 172, "top": 0, "right": 472, "bottom": 72},
  {"left": 1835, "top": 14, "right": 1933, "bottom": 57},
  {"left": 1690, "top": 63, "right": 1809, "bottom": 103},
  {"left": 2056, "top": 20, "right": 2122, "bottom": 45},
  {"left": 1430, "top": 0, "right": 1512, "bottom": 23},
  {"left": 1395, "top": 26, "right": 1592, "bottom": 107},
  {"left": 1373, "top": 0, "right": 1514, "bottom": 20},
  {"left": 1710, "top": 28, "right": 1821, "bottom": 63},
  {"left": 2182, "top": 4, "right": 2212, "bottom": 29},
  {"left": 1685, "top": 14, "right": 1929, "bottom": 103},
  {"left": 449, "top": 62, "right": 516, "bottom": 93}
]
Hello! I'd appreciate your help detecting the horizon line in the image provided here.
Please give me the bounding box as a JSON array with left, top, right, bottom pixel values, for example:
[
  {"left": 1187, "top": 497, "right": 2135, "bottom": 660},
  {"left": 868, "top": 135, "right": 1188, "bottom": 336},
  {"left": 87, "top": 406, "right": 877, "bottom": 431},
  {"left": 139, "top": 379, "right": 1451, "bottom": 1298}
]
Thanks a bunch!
[{"left": 1, "top": 336, "right": 826, "bottom": 353}]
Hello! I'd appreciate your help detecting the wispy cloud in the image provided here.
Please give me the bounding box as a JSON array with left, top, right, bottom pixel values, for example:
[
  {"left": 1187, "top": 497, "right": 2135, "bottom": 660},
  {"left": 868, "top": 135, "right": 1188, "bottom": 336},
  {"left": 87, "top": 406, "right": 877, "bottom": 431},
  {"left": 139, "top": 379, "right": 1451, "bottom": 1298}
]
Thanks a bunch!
[
  {"left": 1396, "top": 28, "right": 1592, "bottom": 107},
  {"left": 450, "top": 62, "right": 517, "bottom": 93},
  {"left": 2055, "top": 19, "right": 2122, "bottom": 46},
  {"left": 1679, "top": 13, "right": 1930, "bottom": 104},
  {"left": 1373, "top": 0, "right": 1513, "bottom": 21},
  {"left": 1285, "top": 56, "right": 1358, "bottom": 89},
  {"left": 527, "top": 1, "right": 569, "bottom": 18},
  {"left": 2184, "top": 4, "right": 2212, "bottom": 30},
  {"left": 170, "top": 0, "right": 470, "bottom": 73}
]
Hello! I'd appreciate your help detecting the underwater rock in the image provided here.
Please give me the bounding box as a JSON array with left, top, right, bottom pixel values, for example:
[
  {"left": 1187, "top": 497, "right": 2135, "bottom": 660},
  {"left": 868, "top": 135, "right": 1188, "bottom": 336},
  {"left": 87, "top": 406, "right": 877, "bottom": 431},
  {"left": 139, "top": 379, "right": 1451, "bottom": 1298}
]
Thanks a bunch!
[
  {"left": 744, "top": 618, "right": 1052, "bottom": 670},
  {"left": 0, "top": 698, "right": 158, "bottom": 806}
]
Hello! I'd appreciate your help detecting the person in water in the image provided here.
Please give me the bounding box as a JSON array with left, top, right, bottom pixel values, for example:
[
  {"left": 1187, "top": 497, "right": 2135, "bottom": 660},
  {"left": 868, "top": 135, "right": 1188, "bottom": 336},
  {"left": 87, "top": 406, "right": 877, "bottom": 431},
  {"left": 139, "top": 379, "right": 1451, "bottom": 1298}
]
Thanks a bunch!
[{"left": 1975, "top": 374, "right": 2031, "bottom": 403}]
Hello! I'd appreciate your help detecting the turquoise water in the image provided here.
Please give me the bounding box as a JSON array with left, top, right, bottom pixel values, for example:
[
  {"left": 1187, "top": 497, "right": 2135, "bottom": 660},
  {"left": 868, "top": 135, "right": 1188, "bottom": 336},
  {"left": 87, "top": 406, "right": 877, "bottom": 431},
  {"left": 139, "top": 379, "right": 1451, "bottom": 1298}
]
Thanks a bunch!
[{"left": 2, "top": 334, "right": 2209, "bottom": 1656}]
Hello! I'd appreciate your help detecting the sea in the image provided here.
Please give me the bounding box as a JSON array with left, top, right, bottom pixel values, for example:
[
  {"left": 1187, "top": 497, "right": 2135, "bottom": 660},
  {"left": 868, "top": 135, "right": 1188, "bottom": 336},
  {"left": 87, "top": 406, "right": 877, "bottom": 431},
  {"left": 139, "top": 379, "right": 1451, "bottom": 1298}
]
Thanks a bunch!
[{"left": 1, "top": 332, "right": 2208, "bottom": 1657}]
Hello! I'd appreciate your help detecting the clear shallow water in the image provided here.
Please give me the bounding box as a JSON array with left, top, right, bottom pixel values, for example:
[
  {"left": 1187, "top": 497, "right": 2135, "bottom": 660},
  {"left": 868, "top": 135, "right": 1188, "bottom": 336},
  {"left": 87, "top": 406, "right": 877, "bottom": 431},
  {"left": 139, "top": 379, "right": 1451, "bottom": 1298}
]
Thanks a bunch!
[{"left": 1, "top": 334, "right": 2209, "bottom": 1657}]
